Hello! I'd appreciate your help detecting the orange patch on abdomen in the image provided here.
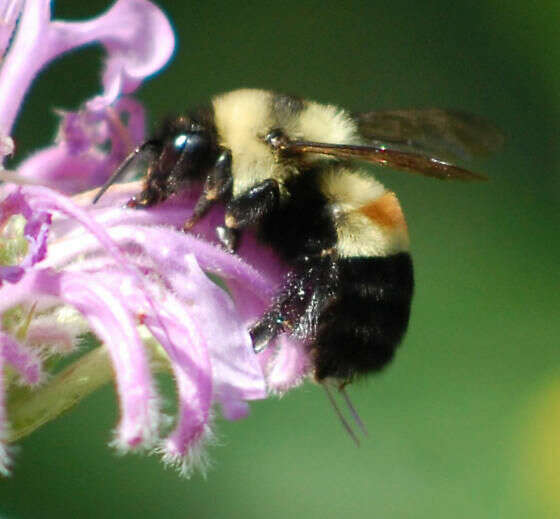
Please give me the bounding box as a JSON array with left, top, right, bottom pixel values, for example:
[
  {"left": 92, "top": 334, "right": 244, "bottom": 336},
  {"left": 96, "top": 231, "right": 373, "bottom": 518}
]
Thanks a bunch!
[{"left": 359, "top": 191, "right": 407, "bottom": 230}]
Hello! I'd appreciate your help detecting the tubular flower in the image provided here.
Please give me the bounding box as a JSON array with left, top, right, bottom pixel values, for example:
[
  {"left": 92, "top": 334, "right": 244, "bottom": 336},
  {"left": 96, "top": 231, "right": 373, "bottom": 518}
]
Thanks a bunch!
[
  {"left": 0, "top": 1, "right": 310, "bottom": 477},
  {"left": 18, "top": 97, "right": 147, "bottom": 194}
]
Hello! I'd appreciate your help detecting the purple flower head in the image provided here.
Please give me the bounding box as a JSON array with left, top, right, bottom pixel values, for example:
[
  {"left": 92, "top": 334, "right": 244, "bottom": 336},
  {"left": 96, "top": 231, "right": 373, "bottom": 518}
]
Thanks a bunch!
[
  {"left": 0, "top": 1, "right": 312, "bottom": 477},
  {"left": 0, "top": 181, "right": 308, "bottom": 476}
]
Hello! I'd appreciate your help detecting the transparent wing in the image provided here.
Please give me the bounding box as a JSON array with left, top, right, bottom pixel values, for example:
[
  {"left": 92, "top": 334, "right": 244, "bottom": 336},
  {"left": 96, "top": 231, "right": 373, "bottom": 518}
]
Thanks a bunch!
[{"left": 354, "top": 108, "right": 503, "bottom": 161}]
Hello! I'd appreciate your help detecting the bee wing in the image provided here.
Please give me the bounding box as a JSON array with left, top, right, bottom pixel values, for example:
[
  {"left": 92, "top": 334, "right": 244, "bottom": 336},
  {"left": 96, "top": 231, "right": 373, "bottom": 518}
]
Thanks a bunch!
[
  {"left": 354, "top": 109, "right": 504, "bottom": 161},
  {"left": 279, "top": 140, "right": 487, "bottom": 181}
]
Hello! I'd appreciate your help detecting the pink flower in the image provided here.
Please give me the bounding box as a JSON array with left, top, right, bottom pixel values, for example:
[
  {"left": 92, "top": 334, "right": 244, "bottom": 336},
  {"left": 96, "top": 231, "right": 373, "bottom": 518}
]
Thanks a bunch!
[{"left": 0, "top": 0, "right": 310, "bottom": 477}]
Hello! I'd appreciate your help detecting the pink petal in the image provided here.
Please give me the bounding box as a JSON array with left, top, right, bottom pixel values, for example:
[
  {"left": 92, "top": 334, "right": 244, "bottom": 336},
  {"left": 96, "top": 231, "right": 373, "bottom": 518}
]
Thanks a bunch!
[
  {"left": 0, "top": 350, "right": 10, "bottom": 476},
  {"left": 49, "top": 227, "right": 268, "bottom": 403},
  {"left": 77, "top": 265, "right": 216, "bottom": 470},
  {"left": 0, "top": 331, "right": 42, "bottom": 385},
  {"left": 63, "top": 185, "right": 312, "bottom": 391},
  {"left": 22, "top": 186, "right": 160, "bottom": 310},
  {"left": 0, "top": 187, "right": 32, "bottom": 224},
  {"left": 17, "top": 145, "right": 108, "bottom": 194},
  {"left": 0, "top": 265, "right": 24, "bottom": 284},
  {"left": 0, "top": 0, "right": 22, "bottom": 57},
  {"left": 0, "top": 187, "right": 51, "bottom": 282},
  {"left": 47, "top": 0, "right": 175, "bottom": 105},
  {"left": 0, "top": 331, "right": 43, "bottom": 476},
  {"left": 55, "top": 272, "right": 160, "bottom": 449},
  {"left": 72, "top": 0, "right": 176, "bottom": 109},
  {"left": 0, "top": 0, "right": 51, "bottom": 134},
  {"left": 0, "top": 0, "right": 174, "bottom": 135},
  {"left": 266, "top": 335, "right": 311, "bottom": 393},
  {"left": 18, "top": 98, "right": 146, "bottom": 193},
  {"left": 23, "top": 186, "right": 183, "bottom": 365},
  {"left": 146, "top": 315, "right": 213, "bottom": 471},
  {"left": 0, "top": 268, "right": 160, "bottom": 449},
  {"left": 176, "top": 255, "right": 266, "bottom": 403},
  {"left": 21, "top": 211, "right": 51, "bottom": 267}
]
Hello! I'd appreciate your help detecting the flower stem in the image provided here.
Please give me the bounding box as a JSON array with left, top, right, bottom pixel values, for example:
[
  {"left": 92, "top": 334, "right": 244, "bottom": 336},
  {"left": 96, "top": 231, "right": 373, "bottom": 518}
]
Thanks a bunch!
[{"left": 7, "top": 340, "right": 170, "bottom": 443}]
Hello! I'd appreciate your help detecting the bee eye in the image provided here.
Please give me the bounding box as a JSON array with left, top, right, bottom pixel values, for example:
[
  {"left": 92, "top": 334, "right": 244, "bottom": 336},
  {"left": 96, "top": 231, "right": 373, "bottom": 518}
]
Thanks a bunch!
[
  {"left": 173, "top": 134, "right": 188, "bottom": 150},
  {"left": 172, "top": 132, "right": 208, "bottom": 154}
]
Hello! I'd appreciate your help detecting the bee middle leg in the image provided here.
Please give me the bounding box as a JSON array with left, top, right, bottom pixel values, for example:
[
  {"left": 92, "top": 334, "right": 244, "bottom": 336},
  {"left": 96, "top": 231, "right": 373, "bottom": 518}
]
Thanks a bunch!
[{"left": 183, "top": 149, "right": 233, "bottom": 230}]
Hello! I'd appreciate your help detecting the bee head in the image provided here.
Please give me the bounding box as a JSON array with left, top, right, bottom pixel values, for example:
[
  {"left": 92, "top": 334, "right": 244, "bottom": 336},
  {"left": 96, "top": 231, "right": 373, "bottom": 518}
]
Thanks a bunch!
[{"left": 155, "top": 116, "right": 219, "bottom": 186}]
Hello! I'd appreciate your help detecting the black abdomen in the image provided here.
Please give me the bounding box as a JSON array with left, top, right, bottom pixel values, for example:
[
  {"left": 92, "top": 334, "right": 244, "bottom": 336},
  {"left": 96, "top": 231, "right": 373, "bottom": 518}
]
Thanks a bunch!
[{"left": 313, "top": 253, "right": 414, "bottom": 382}]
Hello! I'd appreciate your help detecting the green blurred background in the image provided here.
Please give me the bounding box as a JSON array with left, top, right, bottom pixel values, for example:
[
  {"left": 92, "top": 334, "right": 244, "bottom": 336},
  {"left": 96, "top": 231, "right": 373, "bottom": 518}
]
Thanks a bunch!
[{"left": 1, "top": 1, "right": 559, "bottom": 517}]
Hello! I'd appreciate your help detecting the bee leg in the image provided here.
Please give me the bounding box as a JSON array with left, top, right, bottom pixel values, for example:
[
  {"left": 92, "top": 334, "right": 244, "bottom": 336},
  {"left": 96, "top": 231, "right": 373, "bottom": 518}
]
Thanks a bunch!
[
  {"left": 249, "top": 273, "right": 305, "bottom": 353},
  {"left": 215, "top": 225, "right": 239, "bottom": 253},
  {"left": 250, "top": 255, "right": 338, "bottom": 353},
  {"left": 224, "top": 178, "right": 280, "bottom": 230},
  {"left": 215, "top": 178, "right": 280, "bottom": 252},
  {"left": 183, "top": 149, "right": 232, "bottom": 230},
  {"left": 249, "top": 312, "right": 286, "bottom": 353},
  {"left": 126, "top": 182, "right": 165, "bottom": 209},
  {"left": 248, "top": 274, "right": 315, "bottom": 353}
]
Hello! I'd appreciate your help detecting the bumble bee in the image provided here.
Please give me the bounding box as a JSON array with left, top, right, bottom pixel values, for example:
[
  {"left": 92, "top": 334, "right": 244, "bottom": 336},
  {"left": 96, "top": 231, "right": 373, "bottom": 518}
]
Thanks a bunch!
[{"left": 95, "top": 89, "right": 500, "bottom": 386}]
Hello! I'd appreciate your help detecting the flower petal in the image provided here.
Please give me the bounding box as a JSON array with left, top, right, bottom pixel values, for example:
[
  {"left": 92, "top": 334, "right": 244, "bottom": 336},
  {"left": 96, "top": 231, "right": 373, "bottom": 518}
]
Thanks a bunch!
[
  {"left": 47, "top": 0, "right": 175, "bottom": 105},
  {"left": 0, "top": 179, "right": 314, "bottom": 474},
  {"left": 177, "top": 255, "right": 266, "bottom": 402},
  {"left": 0, "top": 187, "right": 51, "bottom": 282},
  {"left": 0, "top": 268, "right": 160, "bottom": 449},
  {"left": 0, "top": 0, "right": 173, "bottom": 135},
  {"left": 0, "top": 350, "right": 10, "bottom": 476},
  {"left": 48, "top": 225, "right": 268, "bottom": 404},
  {"left": 1, "top": 331, "right": 42, "bottom": 386},
  {"left": 0, "top": 265, "right": 24, "bottom": 284},
  {"left": 0, "top": 187, "right": 31, "bottom": 224},
  {"left": 21, "top": 211, "right": 51, "bottom": 268},
  {"left": 56, "top": 272, "right": 160, "bottom": 449},
  {"left": 0, "top": 331, "right": 43, "bottom": 476},
  {"left": 51, "top": 185, "right": 312, "bottom": 392},
  {"left": 146, "top": 315, "right": 213, "bottom": 475},
  {"left": 0, "top": 0, "right": 51, "bottom": 134},
  {"left": 73, "top": 264, "right": 216, "bottom": 472},
  {"left": 266, "top": 335, "right": 311, "bottom": 393},
  {"left": 17, "top": 145, "right": 109, "bottom": 194},
  {"left": 0, "top": 0, "right": 22, "bottom": 57},
  {"left": 53, "top": 0, "right": 176, "bottom": 109},
  {"left": 18, "top": 98, "right": 146, "bottom": 193}
]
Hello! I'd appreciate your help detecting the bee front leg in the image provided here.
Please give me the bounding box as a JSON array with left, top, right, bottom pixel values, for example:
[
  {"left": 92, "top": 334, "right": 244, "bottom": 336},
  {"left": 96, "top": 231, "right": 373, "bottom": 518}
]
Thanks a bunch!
[{"left": 183, "top": 149, "right": 233, "bottom": 230}]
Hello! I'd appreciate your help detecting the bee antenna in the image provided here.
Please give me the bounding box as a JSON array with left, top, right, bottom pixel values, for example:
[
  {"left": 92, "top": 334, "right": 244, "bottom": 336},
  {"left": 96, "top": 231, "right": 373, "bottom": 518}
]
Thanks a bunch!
[
  {"left": 339, "top": 386, "right": 368, "bottom": 436},
  {"left": 323, "top": 383, "right": 360, "bottom": 446},
  {"left": 92, "top": 140, "right": 160, "bottom": 205}
]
